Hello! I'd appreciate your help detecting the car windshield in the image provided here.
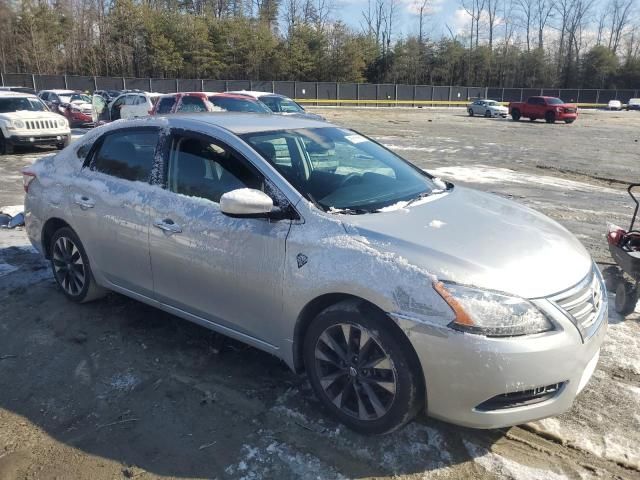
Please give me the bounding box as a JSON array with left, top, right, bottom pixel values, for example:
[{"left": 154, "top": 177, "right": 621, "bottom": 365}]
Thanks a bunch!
[
  {"left": 59, "top": 94, "right": 90, "bottom": 103},
  {"left": 241, "top": 127, "right": 443, "bottom": 212},
  {"left": 261, "top": 96, "right": 304, "bottom": 113},
  {"left": 0, "top": 97, "right": 48, "bottom": 113},
  {"left": 208, "top": 97, "right": 271, "bottom": 113},
  {"left": 547, "top": 97, "right": 565, "bottom": 105}
]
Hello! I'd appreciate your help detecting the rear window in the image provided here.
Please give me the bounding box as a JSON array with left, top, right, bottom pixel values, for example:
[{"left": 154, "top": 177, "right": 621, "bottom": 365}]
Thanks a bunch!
[
  {"left": 177, "top": 96, "right": 207, "bottom": 113},
  {"left": 91, "top": 129, "right": 159, "bottom": 182},
  {"left": 208, "top": 97, "right": 270, "bottom": 113},
  {"left": 156, "top": 96, "right": 177, "bottom": 114}
]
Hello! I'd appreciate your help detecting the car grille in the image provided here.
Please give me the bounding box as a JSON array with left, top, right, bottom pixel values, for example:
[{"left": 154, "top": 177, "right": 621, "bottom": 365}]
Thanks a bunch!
[
  {"left": 25, "top": 119, "right": 58, "bottom": 130},
  {"left": 549, "top": 267, "right": 605, "bottom": 340}
]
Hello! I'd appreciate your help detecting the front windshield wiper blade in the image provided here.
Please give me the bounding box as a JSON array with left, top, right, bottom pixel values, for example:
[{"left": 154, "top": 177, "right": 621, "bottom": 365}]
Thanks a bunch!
[{"left": 404, "top": 186, "right": 450, "bottom": 208}]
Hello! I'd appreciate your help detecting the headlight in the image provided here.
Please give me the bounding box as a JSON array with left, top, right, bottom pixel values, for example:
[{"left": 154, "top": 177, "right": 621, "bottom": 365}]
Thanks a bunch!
[
  {"left": 434, "top": 282, "right": 554, "bottom": 337},
  {"left": 11, "top": 119, "right": 26, "bottom": 129},
  {"left": 71, "top": 106, "right": 81, "bottom": 113},
  {"left": 57, "top": 117, "right": 67, "bottom": 128}
]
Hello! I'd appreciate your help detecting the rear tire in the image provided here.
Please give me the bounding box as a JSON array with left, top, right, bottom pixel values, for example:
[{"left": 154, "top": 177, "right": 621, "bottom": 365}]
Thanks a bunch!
[
  {"left": 615, "top": 281, "right": 637, "bottom": 316},
  {"left": 511, "top": 109, "right": 521, "bottom": 121},
  {"left": 545, "top": 111, "right": 556, "bottom": 123},
  {"left": 303, "top": 300, "right": 424, "bottom": 435},
  {"left": 50, "top": 227, "right": 107, "bottom": 303}
]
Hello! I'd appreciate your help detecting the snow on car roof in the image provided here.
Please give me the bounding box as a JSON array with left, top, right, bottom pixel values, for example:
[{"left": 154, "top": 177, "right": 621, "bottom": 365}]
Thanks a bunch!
[
  {"left": 230, "top": 90, "right": 282, "bottom": 98},
  {"left": 161, "top": 112, "right": 331, "bottom": 134},
  {"left": 43, "top": 89, "right": 78, "bottom": 94}
]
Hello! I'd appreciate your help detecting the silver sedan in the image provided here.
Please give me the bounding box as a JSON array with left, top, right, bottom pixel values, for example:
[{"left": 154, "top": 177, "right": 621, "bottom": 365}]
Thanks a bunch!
[
  {"left": 23, "top": 113, "right": 607, "bottom": 434},
  {"left": 468, "top": 99, "right": 509, "bottom": 117}
]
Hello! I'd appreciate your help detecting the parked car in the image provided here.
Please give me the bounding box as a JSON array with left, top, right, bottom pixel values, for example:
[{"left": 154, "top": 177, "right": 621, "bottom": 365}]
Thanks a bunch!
[
  {"left": 23, "top": 113, "right": 606, "bottom": 434},
  {"left": 509, "top": 96, "right": 578, "bottom": 123},
  {"left": 231, "top": 90, "right": 324, "bottom": 121},
  {"left": 94, "top": 89, "right": 125, "bottom": 103},
  {"left": 607, "top": 100, "right": 622, "bottom": 110},
  {"left": 38, "top": 89, "right": 94, "bottom": 127},
  {"left": 627, "top": 98, "right": 640, "bottom": 111},
  {"left": 0, "top": 86, "right": 37, "bottom": 95},
  {"left": 108, "top": 91, "right": 161, "bottom": 121},
  {"left": 0, "top": 91, "right": 70, "bottom": 154},
  {"left": 151, "top": 92, "right": 272, "bottom": 115},
  {"left": 467, "top": 99, "right": 508, "bottom": 118}
]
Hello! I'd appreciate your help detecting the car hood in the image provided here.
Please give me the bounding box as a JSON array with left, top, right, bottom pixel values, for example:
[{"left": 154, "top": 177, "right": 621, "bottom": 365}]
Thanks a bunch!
[
  {"left": 341, "top": 186, "right": 591, "bottom": 299},
  {"left": 0, "top": 111, "right": 62, "bottom": 121},
  {"left": 280, "top": 112, "right": 325, "bottom": 121}
]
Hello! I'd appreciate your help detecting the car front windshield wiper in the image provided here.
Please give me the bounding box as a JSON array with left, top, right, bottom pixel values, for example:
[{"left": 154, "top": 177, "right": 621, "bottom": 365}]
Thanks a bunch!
[{"left": 403, "top": 186, "right": 449, "bottom": 208}]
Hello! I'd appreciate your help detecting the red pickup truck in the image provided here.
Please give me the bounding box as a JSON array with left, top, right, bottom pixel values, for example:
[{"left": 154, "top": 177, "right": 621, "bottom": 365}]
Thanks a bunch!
[{"left": 509, "top": 96, "right": 578, "bottom": 124}]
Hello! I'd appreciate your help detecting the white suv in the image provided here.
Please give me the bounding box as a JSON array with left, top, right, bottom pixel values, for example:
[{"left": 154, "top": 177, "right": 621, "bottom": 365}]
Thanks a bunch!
[{"left": 0, "top": 92, "right": 70, "bottom": 155}]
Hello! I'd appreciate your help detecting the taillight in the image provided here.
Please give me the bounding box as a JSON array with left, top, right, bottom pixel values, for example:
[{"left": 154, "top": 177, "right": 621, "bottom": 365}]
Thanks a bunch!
[{"left": 22, "top": 170, "right": 36, "bottom": 193}]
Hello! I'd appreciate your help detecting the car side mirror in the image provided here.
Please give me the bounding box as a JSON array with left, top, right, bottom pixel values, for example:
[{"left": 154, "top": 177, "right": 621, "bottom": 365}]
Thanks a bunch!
[{"left": 220, "top": 188, "right": 280, "bottom": 219}]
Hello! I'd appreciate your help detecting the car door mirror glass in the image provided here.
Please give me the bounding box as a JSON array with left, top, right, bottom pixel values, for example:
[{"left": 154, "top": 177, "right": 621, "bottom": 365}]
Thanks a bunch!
[{"left": 220, "top": 188, "right": 274, "bottom": 217}]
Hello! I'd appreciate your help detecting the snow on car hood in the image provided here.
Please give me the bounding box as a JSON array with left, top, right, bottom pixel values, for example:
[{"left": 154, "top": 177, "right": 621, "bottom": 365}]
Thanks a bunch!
[{"left": 341, "top": 186, "right": 592, "bottom": 299}]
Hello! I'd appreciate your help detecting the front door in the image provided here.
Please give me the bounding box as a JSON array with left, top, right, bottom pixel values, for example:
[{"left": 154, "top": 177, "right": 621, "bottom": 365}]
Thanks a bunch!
[{"left": 147, "top": 132, "right": 291, "bottom": 346}]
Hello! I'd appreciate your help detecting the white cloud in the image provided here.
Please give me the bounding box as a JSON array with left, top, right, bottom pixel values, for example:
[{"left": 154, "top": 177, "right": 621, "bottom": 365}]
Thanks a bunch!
[{"left": 403, "top": 0, "right": 444, "bottom": 17}]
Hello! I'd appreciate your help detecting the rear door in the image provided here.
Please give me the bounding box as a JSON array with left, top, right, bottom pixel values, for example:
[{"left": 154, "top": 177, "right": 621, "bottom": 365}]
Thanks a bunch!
[
  {"left": 69, "top": 127, "right": 160, "bottom": 296},
  {"left": 147, "top": 130, "right": 292, "bottom": 346}
]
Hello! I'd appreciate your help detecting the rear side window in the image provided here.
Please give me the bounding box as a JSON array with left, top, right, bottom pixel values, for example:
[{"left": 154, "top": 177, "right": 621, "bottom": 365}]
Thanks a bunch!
[
  {"left": 156, "top": 97, "right": 176, "bottom": 114},
  {"left": 177, "top": 96, "right": 207, "bottom": 113},
  {"left": 91, "top": 129, "right": 159, "bottom": 182}
]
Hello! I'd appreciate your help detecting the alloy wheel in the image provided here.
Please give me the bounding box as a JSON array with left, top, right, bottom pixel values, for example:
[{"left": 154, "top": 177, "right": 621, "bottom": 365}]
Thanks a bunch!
[
  {"left": 52, "top": 236, "right": 86, "bottom": 296},
  {"left": 314, "top": 322, "right": 397, "bottom": 421}
]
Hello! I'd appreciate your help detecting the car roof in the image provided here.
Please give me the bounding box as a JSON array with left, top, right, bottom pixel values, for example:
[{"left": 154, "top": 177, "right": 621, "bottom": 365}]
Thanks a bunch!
[
  {"left": 209, "top": 92, "right": 263, "bottom": 101},
  {"left": 230, "top": 90, "right": 284, "bottom": 98},
  {"left": 157, "top": 112, "right": 332, "bottom": 134},
  {"left": 43, "top": 89, "right": 78, "bottom": 94}
]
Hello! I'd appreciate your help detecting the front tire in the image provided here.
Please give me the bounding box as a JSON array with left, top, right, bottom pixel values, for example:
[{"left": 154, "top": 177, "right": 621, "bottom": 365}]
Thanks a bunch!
[
  {"left": 0, "top": 133, "right": 13, "bottom": 155},
  {"left": 50, "top": 227, "right": 106, "bottom": 303},
  {"left": 615, "top": 281, "right": 637, "bottom": 316},
  {"left": 484, "top": 110, "right": 491, "bottom": 118},
  {"left": 303, "top": 300, "right": 424, "bottom": 435},
  {"left": 511, "top": 109, "right": 521, "bottom": 121},
  {"left": 468, "top": 108, "right": 474, "bottom": 116},
  {"left": 564, "top": 119, "right": 575, "bottom": 124}
]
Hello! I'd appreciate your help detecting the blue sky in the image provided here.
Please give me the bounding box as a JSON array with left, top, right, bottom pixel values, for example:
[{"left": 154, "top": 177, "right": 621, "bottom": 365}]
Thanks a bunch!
[{"left": 336, "top": 0, "right": 465, "bottom": 39}]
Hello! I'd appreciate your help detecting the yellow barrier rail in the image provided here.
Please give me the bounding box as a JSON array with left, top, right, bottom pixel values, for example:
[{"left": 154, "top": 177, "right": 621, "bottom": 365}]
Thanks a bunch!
[{"left": 294, "top": 98, "right": 608, "bottom": 108}]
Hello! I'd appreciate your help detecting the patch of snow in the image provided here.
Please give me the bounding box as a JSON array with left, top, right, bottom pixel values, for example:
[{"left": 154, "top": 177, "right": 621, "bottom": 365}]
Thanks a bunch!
[
  {"left": 383, "top": 144, "right": 438, "bottom": 153},
  {"left": 0, "top": 205, "right": 23, "bottom": 217},
  {"left": 428, "top": 220, "right": 446, "bottom": 228},
  {"left": 108, "top": 372, "right": 139, "bottom": 391},
  {"left": 0, "top": 262, "right": 18, "bottom": 277},
  {"left": 429, "top": 165, "right": 620, "bottom": 195},
  {"left": 463, "top": 439, "right": 569, "bottom": 479}
]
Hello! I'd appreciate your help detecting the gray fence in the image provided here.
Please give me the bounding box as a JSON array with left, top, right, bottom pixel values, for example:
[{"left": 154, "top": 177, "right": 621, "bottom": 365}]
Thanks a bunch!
[{"left": 2, "top": 73, "right": 638, "bottom": 106}]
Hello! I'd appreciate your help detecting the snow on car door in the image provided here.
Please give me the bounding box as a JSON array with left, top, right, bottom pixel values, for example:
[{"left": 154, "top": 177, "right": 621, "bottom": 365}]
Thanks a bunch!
[{"left": 147, "top": 132, "right": 291, "bottom": 347}]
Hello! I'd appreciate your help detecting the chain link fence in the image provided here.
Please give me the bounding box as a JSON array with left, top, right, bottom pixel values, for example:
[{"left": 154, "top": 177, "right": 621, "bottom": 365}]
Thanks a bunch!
[{"left": 2, "top": 73, "right": 638, "bottom": 107}]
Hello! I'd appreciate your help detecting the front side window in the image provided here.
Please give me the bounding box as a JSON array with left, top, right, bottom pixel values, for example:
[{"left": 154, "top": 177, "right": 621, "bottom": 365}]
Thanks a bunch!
[
  {"left": 208, "top": 96, "right": 271, "bottom": 113},
  {"left": 177, "top": 96, "right": 207, "bottom": 113},
  {"left": 156, "top": 96, "right": 177, "bottom": 114},
  {"left": 261, "top": 96, "right": 304, "bottom": 113},
  {"left": 0, "top": 97, "right": 48, "bottom": 113},
  {"left": 546, "top": 97, "right": 565, "bottom": 105},
  {"left": 242, "top": 127, "right": 441, "bottom": 212},
  {"left": 91, "top": 129, "right": 159, "bottom": 182},
  {"left": 167, "top": 136, "right": 264, "bottom": 204}
]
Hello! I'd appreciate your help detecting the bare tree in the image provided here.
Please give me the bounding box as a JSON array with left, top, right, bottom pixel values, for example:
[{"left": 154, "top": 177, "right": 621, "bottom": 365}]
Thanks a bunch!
[
  {"left": 415, "top": 0, "right": 431, "bottom": 44},
  {"left": 361, "top": 0, "right": 385, "bottom": 47},
  {"left": 608, "top": 0, "right": 634, "bottom": 53},
  {"left": 486, "top": 0, "right": 499, "bottom": 50},
  {"left": 535, "top": 0, "right": 554, "bottom": 49},
  {"left": 516, "top": 0, "right": 534, "bottom": 51}
]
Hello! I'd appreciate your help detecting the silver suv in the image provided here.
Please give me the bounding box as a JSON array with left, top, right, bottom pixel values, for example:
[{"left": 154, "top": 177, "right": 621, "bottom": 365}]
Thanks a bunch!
[{"left": 23, "top": 113, "right": 607, "bottom": 434}]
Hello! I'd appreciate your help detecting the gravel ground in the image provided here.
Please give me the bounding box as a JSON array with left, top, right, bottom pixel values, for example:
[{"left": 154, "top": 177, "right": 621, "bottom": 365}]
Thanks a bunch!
[{"left": 0, "top": 109, "right": 638, "bottom": 480}]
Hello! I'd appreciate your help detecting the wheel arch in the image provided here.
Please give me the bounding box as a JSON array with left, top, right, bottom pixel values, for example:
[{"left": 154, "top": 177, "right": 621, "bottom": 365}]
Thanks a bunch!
[
  {"left": 41, "top": 217, "right": 73, "bottom": 259},
  {"left": 291, "top": 293, "right": 426, "bottom": 395}
]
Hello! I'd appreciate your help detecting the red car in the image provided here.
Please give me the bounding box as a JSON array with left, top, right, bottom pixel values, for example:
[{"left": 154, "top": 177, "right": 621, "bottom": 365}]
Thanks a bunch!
[
  {"left": 151, "top": 92, "right": 272, "bottom": 115},
  {"left": 508, "top": 96, "right": 578, "bottom": 124}
]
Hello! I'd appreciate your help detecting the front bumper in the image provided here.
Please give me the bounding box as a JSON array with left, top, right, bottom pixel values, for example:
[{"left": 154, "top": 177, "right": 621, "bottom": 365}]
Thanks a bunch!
[
  {"left": 557, "top": 111, "right": 578, "bottom": 120},
  {"left": 396, "top": 288, "right": 607, "bottom": 429},
  {"left": 7, "top": 133, "right": 70, "bottom": 147},
  {"left": 491, "top": 110, "right": 508, "bottom": 117}
]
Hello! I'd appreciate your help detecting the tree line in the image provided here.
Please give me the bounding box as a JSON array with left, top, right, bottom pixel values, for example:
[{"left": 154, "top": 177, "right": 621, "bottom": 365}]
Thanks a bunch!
[{"left": 0, "top": 0, "right": 639, "bottom": 89}]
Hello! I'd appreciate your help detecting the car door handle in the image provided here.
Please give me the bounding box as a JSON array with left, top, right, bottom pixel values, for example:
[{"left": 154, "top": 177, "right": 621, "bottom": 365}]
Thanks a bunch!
[
  {"left": 154, "top": 219, "right": 182, "bottom": 234},
  {"left": 74, "top": 194, "right": 95, "bottom": 209}
]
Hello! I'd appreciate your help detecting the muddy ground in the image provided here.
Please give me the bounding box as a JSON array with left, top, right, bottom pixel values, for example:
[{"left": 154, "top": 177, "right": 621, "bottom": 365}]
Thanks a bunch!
[{"left": 0, "top": 109, "right": 639, "bottom": 480}]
